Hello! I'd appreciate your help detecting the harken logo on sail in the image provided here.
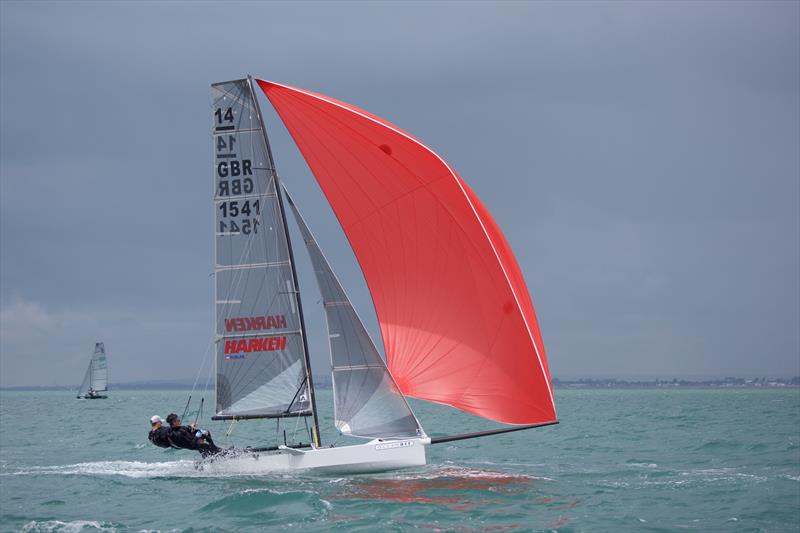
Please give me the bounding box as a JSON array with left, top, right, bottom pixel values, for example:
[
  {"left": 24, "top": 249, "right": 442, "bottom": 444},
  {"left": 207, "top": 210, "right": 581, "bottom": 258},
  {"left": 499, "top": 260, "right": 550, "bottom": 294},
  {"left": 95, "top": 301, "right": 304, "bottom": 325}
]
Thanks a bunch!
[
  {"left": 225, "top": 315, "right": 287, "bottom": 332},
  {"left": 223, "top": 336, "right": 287, "bottom": 357}
]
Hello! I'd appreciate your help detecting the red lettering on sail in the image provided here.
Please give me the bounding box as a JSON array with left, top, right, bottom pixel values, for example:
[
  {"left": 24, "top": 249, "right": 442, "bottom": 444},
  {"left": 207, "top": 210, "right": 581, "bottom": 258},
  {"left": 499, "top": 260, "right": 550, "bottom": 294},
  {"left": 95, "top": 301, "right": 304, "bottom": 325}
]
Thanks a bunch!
[
  {"left": 223, "top": 335, "right": 288, "bottom": 355},
  {"left": 224, "top": 315, "right": 288, "bottom": 332}
]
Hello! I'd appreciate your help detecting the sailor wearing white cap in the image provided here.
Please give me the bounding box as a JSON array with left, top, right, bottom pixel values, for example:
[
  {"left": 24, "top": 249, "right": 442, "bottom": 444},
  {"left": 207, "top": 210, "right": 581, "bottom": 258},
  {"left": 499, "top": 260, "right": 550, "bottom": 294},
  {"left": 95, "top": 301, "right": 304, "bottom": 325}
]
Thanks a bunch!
[{"left": 147, "top": 415, "right": 171, "bottom": 448}]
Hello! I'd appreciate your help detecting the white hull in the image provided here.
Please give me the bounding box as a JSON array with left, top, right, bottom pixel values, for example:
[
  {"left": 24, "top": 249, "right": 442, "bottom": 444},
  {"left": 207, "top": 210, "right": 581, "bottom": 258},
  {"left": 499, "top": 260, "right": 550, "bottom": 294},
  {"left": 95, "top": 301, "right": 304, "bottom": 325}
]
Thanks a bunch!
[{"left": 197, "top": 438, "right": 429, "bottom": 475}]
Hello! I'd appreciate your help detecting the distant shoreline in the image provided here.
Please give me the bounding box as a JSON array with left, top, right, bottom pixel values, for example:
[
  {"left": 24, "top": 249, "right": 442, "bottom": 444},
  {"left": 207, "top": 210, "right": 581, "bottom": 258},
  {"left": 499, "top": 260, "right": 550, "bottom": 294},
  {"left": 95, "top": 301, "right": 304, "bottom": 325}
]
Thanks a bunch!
[{"left": 2, "top": 377, "right": 798, "bottom": 391}]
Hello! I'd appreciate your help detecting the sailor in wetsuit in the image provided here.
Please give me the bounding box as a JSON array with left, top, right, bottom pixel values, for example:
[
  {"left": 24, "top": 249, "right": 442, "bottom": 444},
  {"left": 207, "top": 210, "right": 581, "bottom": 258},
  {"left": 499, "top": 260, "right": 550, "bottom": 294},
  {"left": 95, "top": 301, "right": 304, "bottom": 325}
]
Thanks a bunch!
[
  {"left": 165, "top": 413, "right": 222, "bottom": 458},
  {"left": 147, "top": 415, "right": 171, "bottom": 448}
]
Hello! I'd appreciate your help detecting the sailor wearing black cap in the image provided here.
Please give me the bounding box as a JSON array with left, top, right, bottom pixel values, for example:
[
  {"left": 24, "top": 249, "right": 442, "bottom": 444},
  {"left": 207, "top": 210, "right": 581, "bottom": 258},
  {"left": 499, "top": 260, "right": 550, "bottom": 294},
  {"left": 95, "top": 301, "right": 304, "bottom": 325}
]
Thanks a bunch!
[{"left": 165, "top": 413, "right": 222, "bottom": 457}]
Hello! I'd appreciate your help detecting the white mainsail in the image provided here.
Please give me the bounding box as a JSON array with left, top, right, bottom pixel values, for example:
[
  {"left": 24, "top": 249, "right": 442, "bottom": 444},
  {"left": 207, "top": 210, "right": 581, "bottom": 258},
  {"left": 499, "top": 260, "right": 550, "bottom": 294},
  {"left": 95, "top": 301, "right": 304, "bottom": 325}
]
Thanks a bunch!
[
  {"left": 77, "top": 342, "right": 108, "bottom": 397},
  {"left": 211, "top": 79, "right": 313, "bottom": 421}
]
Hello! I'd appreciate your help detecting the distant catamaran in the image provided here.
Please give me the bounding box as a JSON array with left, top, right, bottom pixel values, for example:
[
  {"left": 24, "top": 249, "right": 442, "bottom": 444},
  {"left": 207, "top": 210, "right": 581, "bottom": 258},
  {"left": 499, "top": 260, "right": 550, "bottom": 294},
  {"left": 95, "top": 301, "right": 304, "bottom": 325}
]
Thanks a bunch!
[
  {"left": 202, "top": 77, "right": 557, "bottom": 473},
  {"left": 77, "top": 342, "right": 108, "bottom": 399}
]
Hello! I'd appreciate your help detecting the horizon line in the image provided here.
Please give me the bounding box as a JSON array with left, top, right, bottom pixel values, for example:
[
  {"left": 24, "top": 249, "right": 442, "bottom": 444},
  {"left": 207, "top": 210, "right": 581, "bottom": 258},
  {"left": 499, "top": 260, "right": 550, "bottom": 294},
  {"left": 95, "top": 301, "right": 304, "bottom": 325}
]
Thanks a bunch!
[{"left": 2, "top": 375, "right": 799, "bottom": 391}]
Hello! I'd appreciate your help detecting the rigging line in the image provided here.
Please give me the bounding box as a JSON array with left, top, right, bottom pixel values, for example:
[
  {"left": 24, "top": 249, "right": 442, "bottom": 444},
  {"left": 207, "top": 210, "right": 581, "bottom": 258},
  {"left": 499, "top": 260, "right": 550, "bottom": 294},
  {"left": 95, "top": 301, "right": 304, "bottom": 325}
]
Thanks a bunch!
[
  {"left": 291, "top": 409, "right": 302, "bottom": 442},
  {"left": 188, "top": 335, "right": 216, "bottom": 397},
  {"left": 193, "top": 397, "right": 205, "bottom": 426},
  {"left": 182, "top": 333, "right": 216, "bottom": 419},
  {"left": 201, "top": 354, "right": 214, "bottom": 403},
  {"left": 283, "top": 374, "right": 308, "bottom": 415},
  {"left": 225, "top": 419, "right": 237, "bottom": 444},
  {"left": 180, "top": 395, "right": 193, "bottom": 423}
]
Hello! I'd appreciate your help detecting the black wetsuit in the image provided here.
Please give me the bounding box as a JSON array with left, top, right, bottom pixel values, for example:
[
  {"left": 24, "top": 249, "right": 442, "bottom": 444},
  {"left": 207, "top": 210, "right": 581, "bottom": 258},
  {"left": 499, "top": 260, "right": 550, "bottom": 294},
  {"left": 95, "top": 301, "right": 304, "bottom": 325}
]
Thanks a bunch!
[
  {"left": 167, "top": 425, "right": 197, "bottom": 449},
  {"left": 169, "top": 425, "right": 222, "bottom": 457},
  {"left": 148, "top": 426, "right": 172, "bottom": 448}
]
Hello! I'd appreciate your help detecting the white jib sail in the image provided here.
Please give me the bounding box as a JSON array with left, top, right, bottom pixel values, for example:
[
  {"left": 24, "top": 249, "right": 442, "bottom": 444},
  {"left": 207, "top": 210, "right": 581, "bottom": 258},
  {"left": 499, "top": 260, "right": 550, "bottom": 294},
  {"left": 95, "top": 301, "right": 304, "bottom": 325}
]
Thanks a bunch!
[{"left": 285, "top": 188, "right": 424, "bottom": 439}]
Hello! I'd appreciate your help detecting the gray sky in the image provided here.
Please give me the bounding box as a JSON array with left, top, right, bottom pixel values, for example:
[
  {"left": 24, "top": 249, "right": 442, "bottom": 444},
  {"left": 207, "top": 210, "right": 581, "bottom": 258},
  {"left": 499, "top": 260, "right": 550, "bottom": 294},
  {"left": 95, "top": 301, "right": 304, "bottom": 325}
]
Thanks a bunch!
[{"left": 1, "top": 1, "right": 798, "bottom": 387}]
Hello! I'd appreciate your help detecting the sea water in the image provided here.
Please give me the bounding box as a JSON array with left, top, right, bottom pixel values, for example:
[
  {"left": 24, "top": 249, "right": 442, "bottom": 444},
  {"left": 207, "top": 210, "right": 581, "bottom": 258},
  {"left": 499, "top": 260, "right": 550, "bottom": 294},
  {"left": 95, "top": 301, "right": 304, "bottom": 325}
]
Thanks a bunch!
[{"left": 0, "top": 388, "right": 798, "bottom": 532}]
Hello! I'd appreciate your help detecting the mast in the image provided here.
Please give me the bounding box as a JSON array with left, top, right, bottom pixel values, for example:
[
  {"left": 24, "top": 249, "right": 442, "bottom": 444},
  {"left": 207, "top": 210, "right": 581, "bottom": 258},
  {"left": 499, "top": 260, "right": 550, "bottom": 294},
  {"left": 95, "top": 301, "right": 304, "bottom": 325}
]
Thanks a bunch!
[{"left": 246, "top": 76, "right": 322, "bottom": 448}]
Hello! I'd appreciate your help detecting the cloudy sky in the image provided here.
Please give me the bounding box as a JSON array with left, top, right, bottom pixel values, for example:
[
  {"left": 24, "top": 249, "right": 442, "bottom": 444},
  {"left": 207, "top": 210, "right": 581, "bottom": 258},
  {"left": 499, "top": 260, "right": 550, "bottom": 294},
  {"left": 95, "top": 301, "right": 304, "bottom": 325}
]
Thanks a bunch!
[{"left": 1, "top": 1, "right": 797, "bottom": 387}]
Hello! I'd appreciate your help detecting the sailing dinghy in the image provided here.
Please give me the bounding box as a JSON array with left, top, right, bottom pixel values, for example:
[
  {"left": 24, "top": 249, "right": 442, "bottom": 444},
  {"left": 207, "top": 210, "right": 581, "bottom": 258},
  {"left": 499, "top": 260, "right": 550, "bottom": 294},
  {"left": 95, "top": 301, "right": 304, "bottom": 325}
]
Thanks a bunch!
[
  {"left": 201, "top": 77, "right": 557, "bottom": 473},
  {"left": 76, "top": 342, "right": 108, "bottom": 399}
]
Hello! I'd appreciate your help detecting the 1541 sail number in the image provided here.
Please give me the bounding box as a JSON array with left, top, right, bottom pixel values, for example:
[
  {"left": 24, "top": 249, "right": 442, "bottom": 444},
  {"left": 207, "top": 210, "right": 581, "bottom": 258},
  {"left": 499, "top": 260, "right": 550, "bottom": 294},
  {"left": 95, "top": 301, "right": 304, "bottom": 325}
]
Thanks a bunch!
[
  {"left": 219, "top": 199, "right": 260, "bottom": 218},
  {"left": 219, "top": 219, "right": 260, "bottom": 235},
  {"left": 218, "top": 199, "right": 262, "bottom": 235}
]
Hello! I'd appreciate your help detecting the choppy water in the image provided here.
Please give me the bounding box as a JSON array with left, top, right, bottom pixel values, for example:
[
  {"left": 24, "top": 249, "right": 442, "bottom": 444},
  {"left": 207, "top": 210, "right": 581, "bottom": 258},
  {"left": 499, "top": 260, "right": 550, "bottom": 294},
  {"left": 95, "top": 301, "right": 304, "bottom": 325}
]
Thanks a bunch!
[{"left": 1, "top": 388, "right": 798, "bottom": 532}]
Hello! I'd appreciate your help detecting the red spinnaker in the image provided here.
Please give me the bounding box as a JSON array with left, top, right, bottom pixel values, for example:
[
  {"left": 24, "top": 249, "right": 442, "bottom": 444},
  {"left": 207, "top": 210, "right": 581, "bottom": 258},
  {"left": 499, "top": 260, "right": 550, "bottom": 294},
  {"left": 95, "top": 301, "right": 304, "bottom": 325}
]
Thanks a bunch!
[{"left": 258, "top": 80, "right": 556, "bottom": 425}]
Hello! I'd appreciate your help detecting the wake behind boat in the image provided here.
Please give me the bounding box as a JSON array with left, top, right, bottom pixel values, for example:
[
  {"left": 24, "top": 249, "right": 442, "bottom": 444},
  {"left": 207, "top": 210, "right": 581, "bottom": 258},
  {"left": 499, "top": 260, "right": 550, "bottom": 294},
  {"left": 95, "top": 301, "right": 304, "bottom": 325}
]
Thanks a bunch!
[
  {"left": 177, "top": 77, "right": 558, "bottom": 474},
  {"left": 76, "top": 342, "right": 108, "bottom": 400}
]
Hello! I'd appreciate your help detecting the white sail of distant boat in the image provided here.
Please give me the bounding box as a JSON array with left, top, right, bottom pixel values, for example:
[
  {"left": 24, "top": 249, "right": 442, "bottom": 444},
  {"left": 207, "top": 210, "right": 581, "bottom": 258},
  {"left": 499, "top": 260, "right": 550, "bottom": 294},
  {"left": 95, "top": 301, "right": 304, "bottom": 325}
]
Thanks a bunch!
[
  {"left": 77, "top": 342, "right": 108, "bottom": 399},
  {"left": 195, "top": 76, "right": 557, "bottom": 473}
]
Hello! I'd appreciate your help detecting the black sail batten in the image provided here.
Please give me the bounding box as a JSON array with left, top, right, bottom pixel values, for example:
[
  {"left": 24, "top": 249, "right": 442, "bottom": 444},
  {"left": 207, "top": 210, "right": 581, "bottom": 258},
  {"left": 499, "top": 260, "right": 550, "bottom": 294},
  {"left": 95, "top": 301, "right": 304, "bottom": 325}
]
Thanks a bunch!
[
  {"left": 245, "top": 75, "right": 322, "bottom": 447},
  {"left": 429, "top": 420, "right": 559, "bottom": 445},
  {"left": 211, "top": 411, "right": 313, "bottom": 421}
]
